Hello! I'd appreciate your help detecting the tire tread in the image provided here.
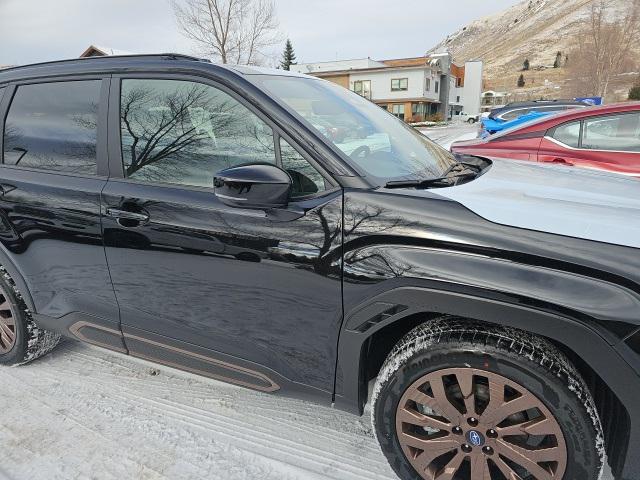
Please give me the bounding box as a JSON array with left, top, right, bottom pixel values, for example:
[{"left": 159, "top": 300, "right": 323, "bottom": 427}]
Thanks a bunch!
[{"left": 371, "top": 316, "right": 605, "bottom": 479}]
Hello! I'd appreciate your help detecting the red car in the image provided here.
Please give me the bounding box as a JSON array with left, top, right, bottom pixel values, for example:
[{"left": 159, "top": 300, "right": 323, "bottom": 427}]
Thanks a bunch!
[{"left": 451, "top": 102, "right": 640, "bottom": 177}]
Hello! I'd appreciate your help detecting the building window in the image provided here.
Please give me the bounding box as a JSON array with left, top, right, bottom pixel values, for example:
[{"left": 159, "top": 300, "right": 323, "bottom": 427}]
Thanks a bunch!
[
  {"left": 412, "top": 103, "right": 427, "bottom": 115},
  {"left": 353, "top": 80, "right": 371, "bottom": 99},
  {"left": 391, "top": 104, "right": 405, "bottom": 120},
  {"left": 435, "top": 81, "right": 439, "bottom": 94},
  {"left": 425, "top": 78, "right": 431, "bottom": 91},
  {"left": 391, "top": 78, "right": 408, "bottom": 91},
  {"left": 456, "top": 96, "right": 460, "bottom": 103}
]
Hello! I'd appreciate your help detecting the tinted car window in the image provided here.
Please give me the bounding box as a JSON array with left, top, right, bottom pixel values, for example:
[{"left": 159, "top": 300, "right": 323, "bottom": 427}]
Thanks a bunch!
[
  {"left": 551, "top": 121, "right": 581, "bottom": 148},
  {"left": 120, "top": 79, "right": 276, "bottom": 188},
  {"left": 280, "top": 137, "right": 326, "bottom": 197},
  {"left": 501, "top": 109, "right": 529, "bottom": 121},
  {"left": 3, "top": 81, "right": 101, "bottom": 175},
  {"left": 582, "top": 113, "right": 640, "bottom": 152}
]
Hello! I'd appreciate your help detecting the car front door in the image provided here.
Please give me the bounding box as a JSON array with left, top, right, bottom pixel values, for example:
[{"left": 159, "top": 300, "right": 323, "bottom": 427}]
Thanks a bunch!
[
  {"left": 102, "top": 76, "right": 343, "bottom": 395},
  {"left": 578, "top": 112, "right": 640, "bottom": 176},
  {"left": 541, "top": 114, "right": 640, "bottom": 175}
]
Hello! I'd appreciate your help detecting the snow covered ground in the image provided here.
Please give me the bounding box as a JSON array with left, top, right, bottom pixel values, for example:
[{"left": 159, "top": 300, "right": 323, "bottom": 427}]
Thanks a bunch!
[
  {"left": 0, "top": 123, "right": 614, "bottom": 480},
  {"left": 417, "top": 122, "right": 480, "bottom": 150},
  {"left": 0, "top": 340, "right": 396, "bottom": 480}
]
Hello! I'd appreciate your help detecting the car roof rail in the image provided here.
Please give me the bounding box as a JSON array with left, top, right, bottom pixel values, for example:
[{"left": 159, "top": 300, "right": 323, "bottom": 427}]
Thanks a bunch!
[
  {"left": 0, "top": 53, "right": 212, "bottom": 74},
  {"left": 504, "top": 99, "right": 586, "bottom": 108}
]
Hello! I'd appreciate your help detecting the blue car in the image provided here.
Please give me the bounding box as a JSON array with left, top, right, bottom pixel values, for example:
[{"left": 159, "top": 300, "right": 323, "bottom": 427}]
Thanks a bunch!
[
  {"left": 480, "top": 99, "right": 591, "bottom": 137},
  {"left": 480, "top": 110, "right": 554, "bottom": 137}
]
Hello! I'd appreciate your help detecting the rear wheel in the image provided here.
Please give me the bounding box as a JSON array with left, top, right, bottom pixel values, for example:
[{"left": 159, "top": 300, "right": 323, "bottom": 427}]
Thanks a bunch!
[
  {"left": 372, "top": 319, "right": 604, "bottom": 480},
  {"left": 0, "top": 268, "right": 60, "bottom": 366}
]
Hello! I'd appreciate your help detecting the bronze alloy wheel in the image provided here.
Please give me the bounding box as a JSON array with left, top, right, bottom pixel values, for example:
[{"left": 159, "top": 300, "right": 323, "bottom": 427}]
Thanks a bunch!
[
  {"left": 395, "top": 367, "right": 567, "bottom": 480},
  {"left": 0, "top": 286, "right": 17, "bottom": 354}
]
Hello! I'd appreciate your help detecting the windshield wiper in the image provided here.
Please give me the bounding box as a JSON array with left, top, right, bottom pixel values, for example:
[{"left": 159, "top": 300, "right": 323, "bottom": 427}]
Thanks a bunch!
[{"left": 384, "top": 162, "right": 480, "bottom": 189}]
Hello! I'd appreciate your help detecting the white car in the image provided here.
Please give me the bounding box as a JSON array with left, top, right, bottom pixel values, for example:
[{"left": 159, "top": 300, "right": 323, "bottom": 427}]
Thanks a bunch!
[{"left": 452, "top": 111, "right": 480, "bottom": 123}]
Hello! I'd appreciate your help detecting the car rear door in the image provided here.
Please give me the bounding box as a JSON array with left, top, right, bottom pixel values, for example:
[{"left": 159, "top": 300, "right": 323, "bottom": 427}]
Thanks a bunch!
[
  {"left": 539, "top": 119, "right": 584, "bottom": 167},
  {"left": 101, "top": 75, "right": 343, "bottom": 395},
  {"left": 0, "top": 76, "right": 123, "bottom": 350}
]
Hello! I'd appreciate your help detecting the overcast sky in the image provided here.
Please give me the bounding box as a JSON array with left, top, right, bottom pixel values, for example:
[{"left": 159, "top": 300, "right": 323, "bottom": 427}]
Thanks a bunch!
[{"left": 0, "top": 0, "right": 520, "bottom": 66}]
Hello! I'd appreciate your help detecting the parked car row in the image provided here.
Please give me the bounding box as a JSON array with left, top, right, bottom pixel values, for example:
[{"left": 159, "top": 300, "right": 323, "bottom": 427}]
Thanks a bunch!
[
  {"left": 479, "top": 99, "right": 590, "bottom": 136},
  {"left": 453, "top": 102, "right": 640, "bottom": 177},
  {"left": 0, "top": 55, "right": 639, "bottom": 480}
]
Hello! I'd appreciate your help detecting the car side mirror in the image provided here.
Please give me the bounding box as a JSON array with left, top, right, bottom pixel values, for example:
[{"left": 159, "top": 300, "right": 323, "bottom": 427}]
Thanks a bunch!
[{"left": 214, "top": 163, "right": 292, "bottom": 209}]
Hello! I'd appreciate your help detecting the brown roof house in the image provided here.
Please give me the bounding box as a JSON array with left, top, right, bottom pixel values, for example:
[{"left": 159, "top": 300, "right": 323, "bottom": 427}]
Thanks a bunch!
[
  {"left": 80, "top": 45, "right": 134, "bottom": 58},
  {"left": 291, "top": 52, "right": 483, "bottom": 123}
]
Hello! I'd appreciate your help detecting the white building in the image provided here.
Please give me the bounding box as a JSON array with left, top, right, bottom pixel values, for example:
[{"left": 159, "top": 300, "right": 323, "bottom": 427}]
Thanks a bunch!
[
  {"left": 293, "top": 58, "right": 386, "bottom": 74},
  {"left": 481, "top": 90, "right": 511, "bottom": 113},
  {"left": 291, "top": 53, "right": 483, "bottom": 122}
]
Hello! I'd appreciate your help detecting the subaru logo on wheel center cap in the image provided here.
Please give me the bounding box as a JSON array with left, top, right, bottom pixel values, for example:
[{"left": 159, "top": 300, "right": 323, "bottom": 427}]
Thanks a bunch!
[{"left": 467, "top": 430, "right": 484, "bottom": 447}]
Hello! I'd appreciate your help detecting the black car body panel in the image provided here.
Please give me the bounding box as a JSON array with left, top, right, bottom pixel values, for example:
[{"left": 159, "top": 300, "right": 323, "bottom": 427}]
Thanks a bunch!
[
  {"left": 334, "top": 191, "right": 640, "bottom": 472},
  {"left": 1, "top": 56, "right": 639, "bottom": 479},
  {"left": 101, "top": 179, "right": 344, "bottom": 393}
]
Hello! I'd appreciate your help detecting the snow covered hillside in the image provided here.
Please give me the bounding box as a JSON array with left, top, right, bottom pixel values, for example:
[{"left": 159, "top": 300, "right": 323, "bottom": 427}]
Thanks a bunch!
[{"left": 428, "top": 0, "right": 638, "bottom": 100}]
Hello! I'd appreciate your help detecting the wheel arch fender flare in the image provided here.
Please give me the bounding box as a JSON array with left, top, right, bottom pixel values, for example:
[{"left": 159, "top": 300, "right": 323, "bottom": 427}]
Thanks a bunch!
[
  {"left": 334, "top": 286, "right": 640, "bottom": 417},
  {"left": 0, "top": 247, "right": 36, "bottom": 312}
]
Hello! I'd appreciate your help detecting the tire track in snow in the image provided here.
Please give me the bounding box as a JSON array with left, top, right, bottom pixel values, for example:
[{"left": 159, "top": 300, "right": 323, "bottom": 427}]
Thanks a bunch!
[
  {"left": 41, "top": 344, "right": 384, "bottom": 455},
  {"left": 29, "top": 351, "right": 392, "bottom": 479},
  {"left": 1, "top": 342, "right": 397, "bottom": 480},
  {"left": 1, "top": 364, "right": 328, "bottom": 480},
  {"left": 0, "top": 367, "right": 172, "bottom": 480}
]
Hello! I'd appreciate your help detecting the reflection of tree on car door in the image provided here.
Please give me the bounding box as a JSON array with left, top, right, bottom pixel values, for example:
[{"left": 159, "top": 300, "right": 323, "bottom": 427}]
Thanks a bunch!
[{"left": 120, "top": 79, "right": 276, "bottom": 187}]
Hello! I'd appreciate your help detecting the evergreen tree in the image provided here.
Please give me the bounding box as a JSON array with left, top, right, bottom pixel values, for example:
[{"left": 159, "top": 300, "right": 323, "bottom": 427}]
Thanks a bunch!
[
  {"left": 629, "top": 77, "right": 640, "bottom": 100},
  {"left": 523, "top": 58, "right": 530, "bottom": 71},
  {"left": 280, "top": 39, "right": 297, "bottom": 71},
  {"left": 517, "top": 74, "right": 526, "bottom": 88},
  {"left": 553, "top": 51, "right": 562, "bottom": 68}
]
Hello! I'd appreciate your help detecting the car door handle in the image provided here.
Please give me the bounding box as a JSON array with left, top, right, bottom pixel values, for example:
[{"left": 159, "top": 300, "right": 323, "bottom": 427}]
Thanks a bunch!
[
  {"left": 543, "top": 157, "right": 573, "bottom": 166},
  {"left": 106, "top": 208, "right": 150, "bottom": 223}
]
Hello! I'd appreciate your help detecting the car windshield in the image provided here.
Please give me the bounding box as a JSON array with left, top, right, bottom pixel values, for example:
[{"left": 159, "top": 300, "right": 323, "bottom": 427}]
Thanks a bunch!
[{"left": 256, "top": 75, "right": 456, "bottom": 182}]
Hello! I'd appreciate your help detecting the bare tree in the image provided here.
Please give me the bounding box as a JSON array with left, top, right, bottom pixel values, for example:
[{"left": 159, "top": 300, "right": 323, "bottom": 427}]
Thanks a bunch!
[
  {"left": 171, "top": 0, "right": 280, "bottom": 65},
  {"left": 568, "top": 0, "right": 640, "bottom": 98}
]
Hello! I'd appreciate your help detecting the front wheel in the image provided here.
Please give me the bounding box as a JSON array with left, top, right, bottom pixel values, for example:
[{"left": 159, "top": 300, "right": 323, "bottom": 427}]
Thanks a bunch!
[{"left": 372, "top": 319, "right": 604, "bottom": 480}]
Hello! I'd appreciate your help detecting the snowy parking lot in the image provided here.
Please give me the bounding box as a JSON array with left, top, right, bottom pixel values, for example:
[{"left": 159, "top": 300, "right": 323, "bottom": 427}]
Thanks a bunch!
[
  {"left": 0, "top": 341, "right": 396, "bottom": 480},
  {"left": 417, "top": 122, "right": 480, "bottom": 150},
  {"left": 0, "top": 123, "right": 614, "bottom": 480}
]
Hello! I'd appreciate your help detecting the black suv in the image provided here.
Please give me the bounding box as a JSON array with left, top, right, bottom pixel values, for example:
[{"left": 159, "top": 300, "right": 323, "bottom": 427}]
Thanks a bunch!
[{"left": 0, "top": 55, "right": 639, "bottom": 480}]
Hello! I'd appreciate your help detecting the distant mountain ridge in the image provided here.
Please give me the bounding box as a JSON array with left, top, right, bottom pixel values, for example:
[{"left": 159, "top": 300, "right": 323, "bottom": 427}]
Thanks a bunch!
[{"left": 428, "top": 0, "right": 638, "bottom": 101}]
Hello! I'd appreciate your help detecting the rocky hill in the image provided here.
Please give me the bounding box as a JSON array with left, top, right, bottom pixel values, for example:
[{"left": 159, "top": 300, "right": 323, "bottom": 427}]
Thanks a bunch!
[{"left": 429, "top": 0, "right": 639, "bottom": 101}]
